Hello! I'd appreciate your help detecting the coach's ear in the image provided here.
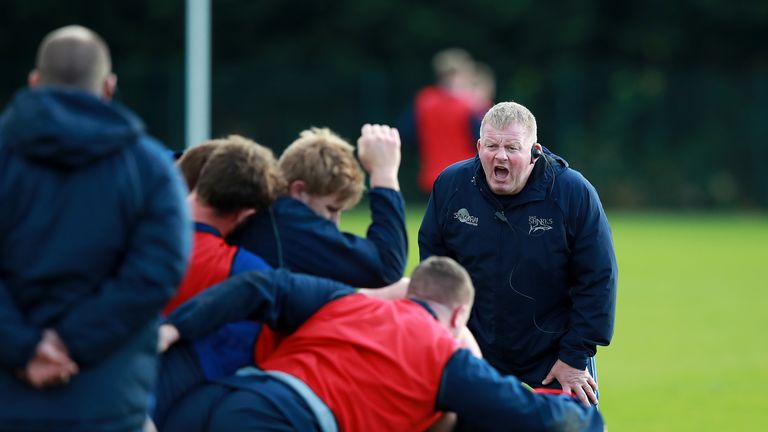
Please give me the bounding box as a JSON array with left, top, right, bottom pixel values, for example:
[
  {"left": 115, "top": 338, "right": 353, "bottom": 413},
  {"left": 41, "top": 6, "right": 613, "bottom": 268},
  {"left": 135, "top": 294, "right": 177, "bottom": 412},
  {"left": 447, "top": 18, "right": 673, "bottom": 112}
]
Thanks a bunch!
[{"left": 288, "top": 180, "right": 309, "bottom": 202}]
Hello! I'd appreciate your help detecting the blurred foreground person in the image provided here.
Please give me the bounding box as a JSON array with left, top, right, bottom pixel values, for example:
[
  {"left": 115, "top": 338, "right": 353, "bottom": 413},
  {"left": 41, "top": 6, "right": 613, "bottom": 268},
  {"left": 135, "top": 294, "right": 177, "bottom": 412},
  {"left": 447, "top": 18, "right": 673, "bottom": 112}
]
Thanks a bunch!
[
  {"left": 0, "top": 25, "right": 190, "bottom": 431},
  {"left": 158, "top": 257, "right": 604, "bottom": 432}
]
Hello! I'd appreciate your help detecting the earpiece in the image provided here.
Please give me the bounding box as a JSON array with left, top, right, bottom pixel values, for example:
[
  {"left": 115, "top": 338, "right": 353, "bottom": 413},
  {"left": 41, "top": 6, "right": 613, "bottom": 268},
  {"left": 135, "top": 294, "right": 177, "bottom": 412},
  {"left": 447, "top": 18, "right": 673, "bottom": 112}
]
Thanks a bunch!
[{"left": 530, "top": 147, "right": 542, "bottom": 164}]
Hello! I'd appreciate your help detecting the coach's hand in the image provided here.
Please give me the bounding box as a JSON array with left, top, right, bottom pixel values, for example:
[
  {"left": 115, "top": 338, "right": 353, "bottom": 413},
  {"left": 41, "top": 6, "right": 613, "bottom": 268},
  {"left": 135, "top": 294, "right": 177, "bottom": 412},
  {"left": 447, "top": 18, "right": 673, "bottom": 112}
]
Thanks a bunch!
[{"left": 542, "top": 359, "right": 598, "bottom": 406}]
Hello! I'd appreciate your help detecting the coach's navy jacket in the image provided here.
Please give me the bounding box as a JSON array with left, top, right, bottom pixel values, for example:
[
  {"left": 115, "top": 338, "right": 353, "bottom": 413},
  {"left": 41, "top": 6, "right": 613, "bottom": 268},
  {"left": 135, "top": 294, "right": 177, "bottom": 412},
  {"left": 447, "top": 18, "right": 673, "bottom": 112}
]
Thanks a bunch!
[
  {"left": 229, "top": 189, "right": 407, "bottom": 288},
  {"left": 419, "top": 150, "right": 617, "bottom": 386},
  {"left": 0, "top": 88, "right": 191, "bottom": 431}
]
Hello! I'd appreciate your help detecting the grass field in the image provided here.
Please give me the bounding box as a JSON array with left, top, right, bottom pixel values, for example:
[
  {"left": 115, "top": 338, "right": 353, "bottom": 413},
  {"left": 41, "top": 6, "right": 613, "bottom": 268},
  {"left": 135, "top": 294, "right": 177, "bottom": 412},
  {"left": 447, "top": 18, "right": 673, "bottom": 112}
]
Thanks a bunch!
[{"left": 340, "top": 205, "right": 768, "bottom": 431}]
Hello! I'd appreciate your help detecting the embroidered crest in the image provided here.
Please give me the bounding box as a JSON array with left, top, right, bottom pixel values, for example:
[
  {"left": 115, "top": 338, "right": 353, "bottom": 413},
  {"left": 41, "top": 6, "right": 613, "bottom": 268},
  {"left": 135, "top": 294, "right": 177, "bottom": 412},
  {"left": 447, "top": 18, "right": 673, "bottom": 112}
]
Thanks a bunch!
[
  {"left": 528, "top": 216, "right": 553, "bottom": 236},
  {"left": 454, "top": 208, "right": 479, "bottom": 226}
]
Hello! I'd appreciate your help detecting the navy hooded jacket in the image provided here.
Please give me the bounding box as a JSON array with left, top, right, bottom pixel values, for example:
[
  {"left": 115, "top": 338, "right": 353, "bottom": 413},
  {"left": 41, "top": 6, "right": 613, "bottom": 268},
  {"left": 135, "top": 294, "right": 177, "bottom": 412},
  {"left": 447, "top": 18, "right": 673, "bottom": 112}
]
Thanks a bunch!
[
  {"left": 0, "top": 88, "right": 191, "bottom": 431},
  {"left": 419, "top": 150, "right": 617, "bottom": 386}
]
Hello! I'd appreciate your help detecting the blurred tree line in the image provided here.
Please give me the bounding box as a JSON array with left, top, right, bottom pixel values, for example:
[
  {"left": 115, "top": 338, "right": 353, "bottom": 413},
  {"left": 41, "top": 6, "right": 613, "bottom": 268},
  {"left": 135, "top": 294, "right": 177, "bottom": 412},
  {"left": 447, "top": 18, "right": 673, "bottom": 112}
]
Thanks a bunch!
[{"left": 2, "top": 0, "right": 767, "bottom": 208}]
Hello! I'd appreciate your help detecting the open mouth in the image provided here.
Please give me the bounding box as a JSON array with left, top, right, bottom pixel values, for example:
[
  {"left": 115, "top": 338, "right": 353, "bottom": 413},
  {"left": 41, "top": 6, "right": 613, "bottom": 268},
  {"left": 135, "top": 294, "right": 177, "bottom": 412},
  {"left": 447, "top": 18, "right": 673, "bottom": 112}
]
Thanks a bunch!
[{"left": 493, "top": 166, "right": 510, "bottom": 181}]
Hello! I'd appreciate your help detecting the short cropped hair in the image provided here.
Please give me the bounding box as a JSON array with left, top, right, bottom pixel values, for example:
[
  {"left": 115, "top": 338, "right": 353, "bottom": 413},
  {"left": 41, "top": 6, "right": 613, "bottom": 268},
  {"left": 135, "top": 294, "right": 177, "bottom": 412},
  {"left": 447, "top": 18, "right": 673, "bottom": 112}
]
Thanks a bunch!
[
  {"left": 35, "top": 25, "right": 112, "bottom": 95},
  {"left": 480, "top": 102, "right": 538, "bottom": 146},
  {"left": 408, "top": 256, "right": 475, "bottom": 308},
  {"left": 279, "top": 127, "right": 365, "bottom": 210},
  {"left": 176, "top": 142, "right": 220, "bottom": 191},
  {"left": 194, "top": 135, "right": 284, "bottom": 214}
]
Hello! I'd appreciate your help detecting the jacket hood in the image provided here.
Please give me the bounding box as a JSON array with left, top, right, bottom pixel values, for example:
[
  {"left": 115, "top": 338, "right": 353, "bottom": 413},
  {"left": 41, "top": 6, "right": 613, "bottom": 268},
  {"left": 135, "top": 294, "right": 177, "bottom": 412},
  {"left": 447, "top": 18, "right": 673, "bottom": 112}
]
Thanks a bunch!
[{"left": 0, "top": 88, "right": 145, "bottom": 168}]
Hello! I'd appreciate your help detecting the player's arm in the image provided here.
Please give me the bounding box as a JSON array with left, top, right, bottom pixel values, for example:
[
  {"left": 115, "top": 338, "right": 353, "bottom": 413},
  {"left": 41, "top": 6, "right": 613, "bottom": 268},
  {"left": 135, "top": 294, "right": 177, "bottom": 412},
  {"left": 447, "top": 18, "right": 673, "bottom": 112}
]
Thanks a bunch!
[
  {"left": 352, "top": 124, "right": 408, "bottom": 286},
  {"left": 288, "top": 189, "right": 407, "bottom": 288},
  {"left": 436, "top": 349, "right": 605, "bottom": 431},
  {"left": 359, "top": 187, "right": 408, "bottom": 285},
  {"left": 558, "top": 179, "right": 617, "bottom": 372},
  {"left": 167, "top": 269, "right": 355, "bottom": 342}
]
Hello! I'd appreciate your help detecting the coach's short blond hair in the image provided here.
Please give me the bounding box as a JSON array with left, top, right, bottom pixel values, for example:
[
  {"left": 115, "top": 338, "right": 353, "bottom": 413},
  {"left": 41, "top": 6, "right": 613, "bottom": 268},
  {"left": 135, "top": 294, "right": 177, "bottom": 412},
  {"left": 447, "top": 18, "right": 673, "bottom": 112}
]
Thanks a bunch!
[
  {"left": 279, "top": 127, "right": 365, "bottom": 210},
  {"left": 194, "top": 135, "right": 284, "bottom": 214},
  {"left": 480, "top": 101, "right": 538, "bottom": 146},
  {"left": 408, "top": 256, "right": 475, "bottom": 308}
]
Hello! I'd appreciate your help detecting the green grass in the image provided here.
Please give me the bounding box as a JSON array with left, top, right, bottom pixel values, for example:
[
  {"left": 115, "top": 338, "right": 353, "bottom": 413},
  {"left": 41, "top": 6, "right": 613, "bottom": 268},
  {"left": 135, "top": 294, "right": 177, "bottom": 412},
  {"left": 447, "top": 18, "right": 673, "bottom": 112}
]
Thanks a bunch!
[{"left": 341, "top": 206, "right": 768, "bottom": 431}]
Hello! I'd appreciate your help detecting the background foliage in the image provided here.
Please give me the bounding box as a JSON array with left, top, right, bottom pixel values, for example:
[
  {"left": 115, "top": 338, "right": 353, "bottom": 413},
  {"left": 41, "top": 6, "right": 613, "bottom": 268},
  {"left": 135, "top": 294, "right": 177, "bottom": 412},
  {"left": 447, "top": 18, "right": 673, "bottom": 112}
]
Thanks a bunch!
[{"left": 2, "top": 0, "right": 767, "bottom": 207}]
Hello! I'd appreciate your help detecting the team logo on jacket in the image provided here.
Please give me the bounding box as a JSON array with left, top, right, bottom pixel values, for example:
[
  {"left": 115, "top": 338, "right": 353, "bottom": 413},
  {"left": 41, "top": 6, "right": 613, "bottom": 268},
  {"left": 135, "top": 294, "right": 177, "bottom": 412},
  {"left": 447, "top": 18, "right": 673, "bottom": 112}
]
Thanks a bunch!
[
  {"left": 528, "top": 216, "right": 553, "bottom": 236},
  {"left": 454, "top": 208, "right": 478, "bottom": 226}
]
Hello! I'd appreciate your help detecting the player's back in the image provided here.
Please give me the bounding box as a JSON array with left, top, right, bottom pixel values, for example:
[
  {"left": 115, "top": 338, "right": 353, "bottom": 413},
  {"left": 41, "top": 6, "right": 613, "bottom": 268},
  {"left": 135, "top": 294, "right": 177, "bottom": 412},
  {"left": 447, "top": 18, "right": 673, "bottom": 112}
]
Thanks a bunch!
[{"left": 260, "top": 294, "right": 458, "bottom": 432}]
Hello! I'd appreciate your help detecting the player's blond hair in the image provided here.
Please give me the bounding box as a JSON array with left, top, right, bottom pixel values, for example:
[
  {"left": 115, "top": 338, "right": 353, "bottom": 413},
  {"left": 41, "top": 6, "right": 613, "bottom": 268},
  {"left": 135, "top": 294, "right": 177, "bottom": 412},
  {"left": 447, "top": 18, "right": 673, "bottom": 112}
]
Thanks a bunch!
[{"left": 279, "top": 127, "right": 365, "bottom": 210}]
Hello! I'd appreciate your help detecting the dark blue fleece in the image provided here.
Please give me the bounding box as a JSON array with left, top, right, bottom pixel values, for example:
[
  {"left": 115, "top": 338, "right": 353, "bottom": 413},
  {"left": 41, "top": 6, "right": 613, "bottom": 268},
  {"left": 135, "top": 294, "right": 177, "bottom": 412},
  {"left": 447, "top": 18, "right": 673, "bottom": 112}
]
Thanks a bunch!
[
  {"left": 0, "top": 88, "right": 191, "bottom": 431},
  {"left": 419, "top": 150, "right": 617, "bottom": 386}
]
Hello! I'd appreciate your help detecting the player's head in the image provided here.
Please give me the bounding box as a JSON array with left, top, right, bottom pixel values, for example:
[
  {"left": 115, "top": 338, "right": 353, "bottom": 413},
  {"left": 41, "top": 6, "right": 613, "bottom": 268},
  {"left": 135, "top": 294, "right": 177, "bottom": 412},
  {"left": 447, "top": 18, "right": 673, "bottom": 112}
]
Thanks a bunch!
[
  {"left": 408, "top": 256, "right": 475, "bottom": 337},
  {"left": 177, "top": 142, "right": 221, "bottom": 192},
  {"left": 29, "top": 25, "right": 116, "bottom": 99},
  {"left": 194, "top": 135, "right": 284, "bottom": 216},
  {"left": 279, "top": 127, "right": 365, "bottom": 225}
]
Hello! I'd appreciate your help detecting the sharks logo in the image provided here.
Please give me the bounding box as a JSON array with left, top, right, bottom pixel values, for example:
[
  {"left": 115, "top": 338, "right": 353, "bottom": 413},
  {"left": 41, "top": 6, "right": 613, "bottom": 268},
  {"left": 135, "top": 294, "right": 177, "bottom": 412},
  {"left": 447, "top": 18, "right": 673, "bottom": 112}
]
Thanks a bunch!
[
  {"left": 528, "top": 216, "right": 553, "bottom": 236},
  {"left": 454, "top": 208, "right": 479, "bottom": 226}
]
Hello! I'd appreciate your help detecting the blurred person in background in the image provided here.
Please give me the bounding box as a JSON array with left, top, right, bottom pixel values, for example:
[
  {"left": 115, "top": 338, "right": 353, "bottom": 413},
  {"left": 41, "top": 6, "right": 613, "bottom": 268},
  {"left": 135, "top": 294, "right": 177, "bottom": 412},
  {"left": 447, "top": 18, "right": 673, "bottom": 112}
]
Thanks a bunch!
[
  {"left": 405, "top": 48, "right": 485, "bottom": 195},
  {"left": 419, "top": 101, "right": 617, "bottom": 407},
  {"left": 0, "top": 25, "right": 190, "bottom": 431}
]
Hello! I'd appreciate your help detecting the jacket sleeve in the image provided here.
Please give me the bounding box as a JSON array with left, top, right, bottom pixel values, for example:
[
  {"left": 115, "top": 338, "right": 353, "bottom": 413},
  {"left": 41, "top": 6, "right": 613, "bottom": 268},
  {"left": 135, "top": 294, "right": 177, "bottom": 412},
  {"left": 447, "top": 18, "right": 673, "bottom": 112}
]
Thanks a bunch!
[
  {"left": 53, "top": 148, "right": 192, "bottom": 366},
  {"left": 285, "top": 189, "right": 407, "bottom": 288},
  {"left": 168, "top": 269, "right": 355, "bottom": 341},
  {"left": 361, "top": 188, "right": 408, "bottom": 285},
  {"left": 418, "top": 186, "right": 453, "bottom": 260},
  {"left": 0, "top": 280, "right": 42, "bottom": 369},
  {"left": 558, "top": 178, "right": 618, "bottom": 370},
  {"left": 437, "top": 349, "right": 605, "bottom": 431}
]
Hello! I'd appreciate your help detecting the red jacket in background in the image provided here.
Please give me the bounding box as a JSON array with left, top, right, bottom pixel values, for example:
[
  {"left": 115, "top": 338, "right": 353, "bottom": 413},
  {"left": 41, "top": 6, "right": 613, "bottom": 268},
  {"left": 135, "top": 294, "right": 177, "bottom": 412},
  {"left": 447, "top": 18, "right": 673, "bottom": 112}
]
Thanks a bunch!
[{"left": 414, "top": 85, "right": 477, "bottom": 193}]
